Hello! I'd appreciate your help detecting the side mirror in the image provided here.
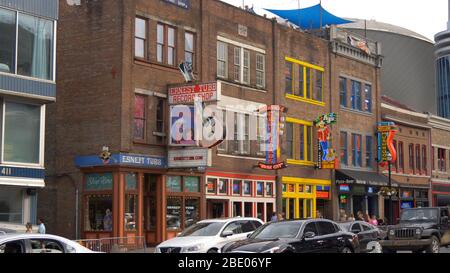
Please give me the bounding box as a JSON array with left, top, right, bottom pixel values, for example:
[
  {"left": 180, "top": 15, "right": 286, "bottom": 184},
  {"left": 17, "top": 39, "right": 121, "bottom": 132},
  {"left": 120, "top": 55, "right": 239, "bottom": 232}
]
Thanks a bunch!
[
  {"left": 221, "top": 230, "right": 234, "bottom": 238},
  {"left": 441, "top": 216, "right": 448, "bottom": 225},
  {"left": 303, "top": 232, "right": 315, "bottom": 239}
]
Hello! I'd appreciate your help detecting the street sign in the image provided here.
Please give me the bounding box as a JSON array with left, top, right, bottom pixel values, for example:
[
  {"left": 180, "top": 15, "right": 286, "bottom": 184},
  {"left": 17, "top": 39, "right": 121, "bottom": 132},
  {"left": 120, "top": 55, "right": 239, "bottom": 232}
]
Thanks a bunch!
[{"left": 168, "top": 148, "right": 209, "bottom": 168}]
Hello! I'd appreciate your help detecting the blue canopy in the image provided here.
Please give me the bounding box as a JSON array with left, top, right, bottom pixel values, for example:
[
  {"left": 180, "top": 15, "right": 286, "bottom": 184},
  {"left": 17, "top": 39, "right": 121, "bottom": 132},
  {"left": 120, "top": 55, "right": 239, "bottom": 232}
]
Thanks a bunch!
[{"left": 266, "top": 4, "right": 352, "bottom": 30}]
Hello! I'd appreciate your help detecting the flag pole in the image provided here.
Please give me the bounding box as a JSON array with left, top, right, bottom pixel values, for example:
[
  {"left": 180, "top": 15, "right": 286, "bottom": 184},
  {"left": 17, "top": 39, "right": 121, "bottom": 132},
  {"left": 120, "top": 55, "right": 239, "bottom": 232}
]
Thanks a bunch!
[{"left": 298, "top": 0, "right": 301, "bottom": 29}]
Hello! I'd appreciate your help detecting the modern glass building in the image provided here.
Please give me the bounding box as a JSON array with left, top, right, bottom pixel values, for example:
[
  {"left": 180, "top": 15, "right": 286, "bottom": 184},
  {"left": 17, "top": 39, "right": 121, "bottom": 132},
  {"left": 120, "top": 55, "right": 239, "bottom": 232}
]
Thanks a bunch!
[
  {"left": 0, "top": 0, "right": 57, "bottom": 232},
  {"left": 435, "top": 0, "right": 450, "bottom": 118}
]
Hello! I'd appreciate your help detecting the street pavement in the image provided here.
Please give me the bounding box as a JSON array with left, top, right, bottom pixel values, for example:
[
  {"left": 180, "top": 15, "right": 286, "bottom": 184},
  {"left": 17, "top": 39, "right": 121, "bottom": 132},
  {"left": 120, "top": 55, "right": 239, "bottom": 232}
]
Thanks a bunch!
[{"left": 128, "top": 247, "right": 450, "bottom": 253}]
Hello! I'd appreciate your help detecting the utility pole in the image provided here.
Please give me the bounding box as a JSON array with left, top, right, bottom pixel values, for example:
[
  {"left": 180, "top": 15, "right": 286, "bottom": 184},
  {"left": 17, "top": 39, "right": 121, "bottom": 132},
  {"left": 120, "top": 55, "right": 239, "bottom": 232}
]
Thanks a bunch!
[{"left": 388, "top": 161, "right": 393, "bottom": 225}]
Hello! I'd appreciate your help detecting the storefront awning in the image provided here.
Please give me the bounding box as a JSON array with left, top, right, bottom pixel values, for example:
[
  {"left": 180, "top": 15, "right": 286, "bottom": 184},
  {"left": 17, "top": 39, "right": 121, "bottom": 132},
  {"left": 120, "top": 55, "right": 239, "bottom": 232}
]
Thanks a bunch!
[
  {"left": 336, "top": 169, "right": 399, "bottom": 187},
  {"left": 0, "top": 177, "right": 45, "bottom": 188}
]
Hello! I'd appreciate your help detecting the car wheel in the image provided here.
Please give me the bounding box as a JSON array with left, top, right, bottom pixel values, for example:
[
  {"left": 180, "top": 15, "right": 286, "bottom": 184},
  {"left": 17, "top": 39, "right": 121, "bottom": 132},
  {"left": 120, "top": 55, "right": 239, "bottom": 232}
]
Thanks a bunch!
[
  {"left": 207, "top": 249, "right": 218, "bottom": 253},
  {"left": 425, "top": 236, "right": 440, "bottom": 254},
  {"left": 340, "top": 247, "right": 353, "bottom": 253}
]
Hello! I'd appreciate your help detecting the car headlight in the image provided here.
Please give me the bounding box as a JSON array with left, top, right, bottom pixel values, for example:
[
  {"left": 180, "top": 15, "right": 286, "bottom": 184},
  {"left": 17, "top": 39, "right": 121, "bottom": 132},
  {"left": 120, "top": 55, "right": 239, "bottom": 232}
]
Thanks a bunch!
[
  {"left": 389, "top": 229, "right": 395, "bottom": 236},
  {"left": 415, "top": 228, "right": 422, "bottom": 235},
  {"left": 183, "top": 244, "right": 204, "bottom": 253},
  {"left": 262, "top": 246, "right": 281, "bottom": 253}
]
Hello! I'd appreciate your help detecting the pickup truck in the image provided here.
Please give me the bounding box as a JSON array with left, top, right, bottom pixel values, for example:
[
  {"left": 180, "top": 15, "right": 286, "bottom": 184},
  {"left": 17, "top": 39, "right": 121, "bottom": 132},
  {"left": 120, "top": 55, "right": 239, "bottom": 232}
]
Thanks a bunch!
[{"left": 380, "top": 207, "right": 450, "bottom": 253}]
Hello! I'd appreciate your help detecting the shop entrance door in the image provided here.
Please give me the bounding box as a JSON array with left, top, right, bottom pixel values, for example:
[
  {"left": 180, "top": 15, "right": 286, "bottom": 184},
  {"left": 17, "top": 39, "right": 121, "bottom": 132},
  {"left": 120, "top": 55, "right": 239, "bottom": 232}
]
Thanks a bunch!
[
  {"left": 144, "top": 174, "right": 159, "bottom": 244},
  {"left": 207, "top": 200, "right": 226, "bottom": 218},
  {"left": 353, "top": 195, "right": 365, "bottom": 216}
]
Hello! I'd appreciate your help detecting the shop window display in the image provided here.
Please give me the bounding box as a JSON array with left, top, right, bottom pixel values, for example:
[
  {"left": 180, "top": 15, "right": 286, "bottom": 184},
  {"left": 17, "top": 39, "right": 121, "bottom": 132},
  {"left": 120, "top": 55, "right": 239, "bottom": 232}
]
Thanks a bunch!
[
  {"left": 185, "top": 198, "right": 199, "bottom": 228},
  {"left": 166, "top": 196, "right": 182, "bottom": 230},
  {"left": 85, "top": 195, "right": 113, "bottom": 232}
]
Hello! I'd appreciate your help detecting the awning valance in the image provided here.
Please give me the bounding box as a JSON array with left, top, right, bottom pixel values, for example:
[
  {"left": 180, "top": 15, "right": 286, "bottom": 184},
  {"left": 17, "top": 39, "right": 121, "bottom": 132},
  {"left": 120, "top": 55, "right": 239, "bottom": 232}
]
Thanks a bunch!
[{"left": 336, "top": 169, "right": 399, "bottom": 187}]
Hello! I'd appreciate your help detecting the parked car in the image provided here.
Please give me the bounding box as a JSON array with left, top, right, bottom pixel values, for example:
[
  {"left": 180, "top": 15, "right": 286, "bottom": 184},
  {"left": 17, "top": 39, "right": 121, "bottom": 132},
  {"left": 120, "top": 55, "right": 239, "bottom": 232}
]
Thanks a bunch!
[
  {"left": 380, "top": 207, "right": 450, "bottom": 253},
  {"left": 155, "top": 217, "right": 264, "bottom": 253},
  {"left": 0, "top": 234, "right": 97, "bottom": 253},
  {"left": 221, "top": 219, "right": 360, "bottom": 253},
  {"left": 338, "top": 221, "right": 385, "bottom": 253}
]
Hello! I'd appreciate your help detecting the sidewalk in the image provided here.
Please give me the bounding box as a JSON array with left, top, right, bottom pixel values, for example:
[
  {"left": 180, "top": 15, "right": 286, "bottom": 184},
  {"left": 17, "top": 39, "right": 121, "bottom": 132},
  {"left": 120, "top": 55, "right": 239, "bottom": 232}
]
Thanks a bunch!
[{"left": 124, "top": 247, "right": 155, "bottom": 253}]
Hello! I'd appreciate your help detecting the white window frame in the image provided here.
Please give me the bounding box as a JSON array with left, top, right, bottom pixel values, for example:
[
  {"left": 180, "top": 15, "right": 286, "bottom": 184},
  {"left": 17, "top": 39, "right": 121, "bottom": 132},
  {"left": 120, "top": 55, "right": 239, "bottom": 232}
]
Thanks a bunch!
[
  {"left": 217, "top": 41, "right": 228, "bottom": 78},
  {"left": 0, "top": 8, "right": 56, "bottom": 83},
  {"left": 1, "top": 99, "right": 45, "bottom": 168},
  {"left": 256, "top": 53, "right": 265, "bottom": 88},
  {"left": 232, "top": 47, "right": 251, "bottom": 85}
]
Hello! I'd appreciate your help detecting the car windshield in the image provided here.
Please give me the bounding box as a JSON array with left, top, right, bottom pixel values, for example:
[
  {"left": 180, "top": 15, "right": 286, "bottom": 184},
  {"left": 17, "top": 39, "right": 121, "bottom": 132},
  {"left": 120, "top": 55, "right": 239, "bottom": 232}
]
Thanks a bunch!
[
  {"left": 250, "top": 222, "right": 302, "bottom": 240},
  {"left": 400, "top": 209, "right": 439, "bottom": 222},
  {"left": 178, "top": 222, "right": 225, "bottom": 237}
]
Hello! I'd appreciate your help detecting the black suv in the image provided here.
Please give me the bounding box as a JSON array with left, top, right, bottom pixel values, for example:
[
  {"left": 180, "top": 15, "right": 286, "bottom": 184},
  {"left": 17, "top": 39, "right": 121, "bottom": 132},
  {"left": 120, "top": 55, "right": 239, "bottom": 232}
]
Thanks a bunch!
[{"left": 380, "top": 207, "right": 450, "bottom": 253}]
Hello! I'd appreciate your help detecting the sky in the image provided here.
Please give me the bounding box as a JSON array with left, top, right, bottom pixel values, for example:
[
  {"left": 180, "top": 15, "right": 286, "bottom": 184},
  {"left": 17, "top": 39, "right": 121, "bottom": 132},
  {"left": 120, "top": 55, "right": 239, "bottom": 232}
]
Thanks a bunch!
[{"left": 221, "top": 0, "right": 448, "bottom": 41}]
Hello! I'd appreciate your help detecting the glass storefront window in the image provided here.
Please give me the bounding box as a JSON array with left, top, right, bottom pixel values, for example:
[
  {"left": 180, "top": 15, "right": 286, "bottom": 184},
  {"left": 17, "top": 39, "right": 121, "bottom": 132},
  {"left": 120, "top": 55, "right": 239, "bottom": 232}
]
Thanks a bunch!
[
  {"left": 0, "top": 188, "right": 23, "bottom": 224},
  {"left": 125, "top": 173, "right": 137, "bottom": 191},
  {"left": 298, "top": 184, "right": 304, "bottom": 193},
  {"left": 256, "top": 182, "right": 264, "bottom": 196},
  {"left": 125, "top": 194, "right": 137, "bottom": 231},
  {"left": 207, "top": 178, "right": 216, "bottom": 194},
  {"left": 266, "top": 183, "right": 273, "bottom": 196},
  {"left": 233, "top": 202, "right": 242, "bottom": 217},
  {"left": 233, "top": 180, "right": 241, "bottom": 195},
  {"left": 166, "top": 197, "right": 182, "bottom": 230},
  {"left": 184, "top": 177, "right": 200, "bottom": 193},
  {"left": 282, "top": 184, "right": 286, "bottom": 193},
  {"left": 243, "top": 181, "right": 252, "bottom": 195},
  {"left": 288, "top": 184, "right": 295, "bottom": 193},
  {"left": 185, "top": 198, "right": 199, "bottom": 228},
  {"left": 305, "top": 185, "right": 312, "bottom": 193},
  {"left": 17, "top": 13, "right": 54, "bottom": 80},
  {"left": 167, "top": 176, "right": 182, "bottom": 192},
  {"left": 218, "top": 179, "right": 228, "bottom": 194},
  {"left": 3, "top": 102, "right": 41, "bottom": 164},
  {"left": 305, "top": 199, "right": 313, "bottom": 218},
  {"left": 0, "top": 8, "right": 16, "bottom": 74},
  {"left": 85, "top": 195, "right": 113, "bottom": 232}
]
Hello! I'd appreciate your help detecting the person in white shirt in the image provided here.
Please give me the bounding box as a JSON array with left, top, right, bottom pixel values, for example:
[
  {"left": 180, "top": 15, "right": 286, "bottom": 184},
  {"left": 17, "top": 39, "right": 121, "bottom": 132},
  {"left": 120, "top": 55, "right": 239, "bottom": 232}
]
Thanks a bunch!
[{"left": 37, "top": 218, "right": 46, "bottom": 234}]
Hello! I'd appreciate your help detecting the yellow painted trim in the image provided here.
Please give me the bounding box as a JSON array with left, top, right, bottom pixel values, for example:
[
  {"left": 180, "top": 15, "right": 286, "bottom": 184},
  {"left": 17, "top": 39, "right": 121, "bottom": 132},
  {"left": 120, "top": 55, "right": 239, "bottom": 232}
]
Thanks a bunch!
[
  {"left": 286, "top": 117, "right": 313, "bottom": 126},
  {"left": 287, "top": 159, "right": 315, "bottom": 167},
  {"left": 285, "top": 56, "right": 324, "bottom": 72},
  {"left": 285, "top": 94, "right": 325, "bottom": 107},
  {"left": 283, "top": 192, "right": 314, "bottom": 199},
  {"left": 282, "top": 176, "right": 332, "bottom": 186}
]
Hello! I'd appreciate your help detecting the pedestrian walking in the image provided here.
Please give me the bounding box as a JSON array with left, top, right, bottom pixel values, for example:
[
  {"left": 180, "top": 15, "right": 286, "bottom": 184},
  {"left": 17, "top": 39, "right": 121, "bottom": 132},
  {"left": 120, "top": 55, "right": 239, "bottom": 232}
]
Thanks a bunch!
[
  {"left": 25, "top": 222, "right": 33, "bottom": 233},
  {"left": 270, "top": 211, "right": 278, "bottom": 222},
  {"left": 370, "top": 215, "right": 379, "bottom": 226},
  {"left": 37, "top": 218, "right": 46, "bottom": 234}
]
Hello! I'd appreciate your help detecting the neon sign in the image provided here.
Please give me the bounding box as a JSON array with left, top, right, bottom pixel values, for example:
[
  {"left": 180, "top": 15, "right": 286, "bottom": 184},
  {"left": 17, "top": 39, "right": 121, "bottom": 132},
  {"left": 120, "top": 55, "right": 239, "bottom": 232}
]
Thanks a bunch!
[{"left": 377, "top": 122, "right": 398, "bottom": 167}]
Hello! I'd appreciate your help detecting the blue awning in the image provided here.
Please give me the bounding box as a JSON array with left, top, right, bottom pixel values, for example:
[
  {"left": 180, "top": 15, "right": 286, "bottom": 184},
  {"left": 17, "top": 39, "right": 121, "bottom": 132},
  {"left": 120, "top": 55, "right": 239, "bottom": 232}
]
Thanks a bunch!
[{"left": 266, "top": 4, "right": 353, "bottom": 30}]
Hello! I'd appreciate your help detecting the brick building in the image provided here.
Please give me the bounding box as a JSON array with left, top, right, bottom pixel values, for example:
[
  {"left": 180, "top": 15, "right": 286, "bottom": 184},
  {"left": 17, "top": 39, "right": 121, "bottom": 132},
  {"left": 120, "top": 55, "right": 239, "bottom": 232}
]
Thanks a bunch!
[
  {"left": 328, "top": 27, "right": 388, "bottom": 221},
  {"left": 381, "top": 96, "right": 432, "bottom": 223},
  {"left": 428, "top": 115, "right": 450, "bottom": 207},
  {"left": 40, "top": 0, "right": 395, "bottom": 244}
]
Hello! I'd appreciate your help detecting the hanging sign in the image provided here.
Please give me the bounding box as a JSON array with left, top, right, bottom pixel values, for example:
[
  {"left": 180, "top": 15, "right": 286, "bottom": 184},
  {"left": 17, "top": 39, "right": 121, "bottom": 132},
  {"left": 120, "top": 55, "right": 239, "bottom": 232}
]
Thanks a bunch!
[
  {"left": 257, "top": 105, "right": 288, "bottom": 170},
  {"left": 377, "top": 122, "right": 398, "bottom": 166},
  {"left": 314, "top": 113, "right": 338, "bottom": 169}
]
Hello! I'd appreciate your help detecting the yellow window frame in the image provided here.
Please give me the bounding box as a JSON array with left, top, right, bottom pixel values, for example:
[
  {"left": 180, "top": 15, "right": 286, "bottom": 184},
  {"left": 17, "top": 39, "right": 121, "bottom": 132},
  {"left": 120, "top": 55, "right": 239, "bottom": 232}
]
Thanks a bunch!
[
  {"left": 286, "top": 117, "right": 314, "bottom": 165},
  {"left": 285, "top": 57, "right": 325, "bottom": 107}
]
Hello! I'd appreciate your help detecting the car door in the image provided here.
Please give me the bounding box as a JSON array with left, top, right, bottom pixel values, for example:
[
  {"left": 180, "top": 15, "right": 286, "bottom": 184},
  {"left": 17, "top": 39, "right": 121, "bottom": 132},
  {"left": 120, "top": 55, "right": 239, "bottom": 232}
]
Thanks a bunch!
[
  {"left": 239, "top": 220, "right": 259, "bottom": 239},
  {"left": 220, "top": 221, "right": 244, "bottom": 245},
  {"left": 26, "top": 238, "right": 65, "bottom": 253},
  {"left": 358, "top": 223, "right": 377, "bottom": 249},
  {"left": 293, "top": 221, "right": 321, "bottom": 253},
  {"left": 350, "top": 223, "right": 366, "bottom": 248},
  {"left": 316, "top": 221, "right": 341, "bottom": 253},
  {"left": 440, "top": 209, "right": 450, "bottom": 245},
  {"left": 0, "top": 240, "right": 26, "bottom": 254}
]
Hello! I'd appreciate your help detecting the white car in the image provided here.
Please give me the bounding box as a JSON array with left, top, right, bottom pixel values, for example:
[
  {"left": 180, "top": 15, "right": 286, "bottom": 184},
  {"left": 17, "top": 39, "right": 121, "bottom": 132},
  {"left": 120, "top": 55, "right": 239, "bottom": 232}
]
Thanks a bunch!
[
  {"left": 0, "top": 234, "right": 97, "bottom": 253},
  {"left": 156, "top": 217, "right": 264, "bottom": 253}
]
